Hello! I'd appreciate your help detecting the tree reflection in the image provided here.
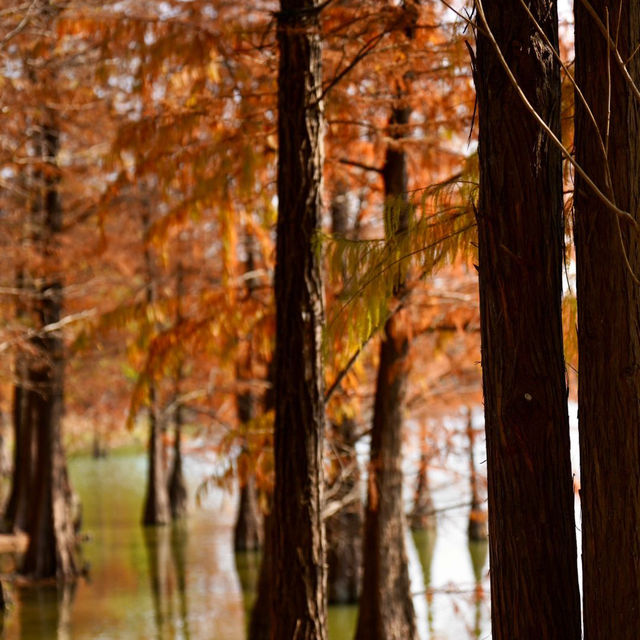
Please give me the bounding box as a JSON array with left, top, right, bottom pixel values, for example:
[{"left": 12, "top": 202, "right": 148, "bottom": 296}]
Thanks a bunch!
[
  {"left": 143, "top": 523, "right": 191, "bottom": 640},
  {"left": 18, "top": 581, "right": 76, "bottom": 640}
]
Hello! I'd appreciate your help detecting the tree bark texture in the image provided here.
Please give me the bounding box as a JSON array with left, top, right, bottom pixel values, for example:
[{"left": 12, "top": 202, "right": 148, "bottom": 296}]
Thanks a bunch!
[
  {"left": 574, "top": 2, "right": 640, "bottom": 637},
  {"left": 355, "top": 105, "right": 416, "bottom": 640},
  {"left": 21, "top": 120, "right": 78, "bottom": 580},
  {"left": 475, "top": 2, "right": 581, "bottom": 637},
  {"left": 270, "top": 1, "right": 327, "bottom": 638}
]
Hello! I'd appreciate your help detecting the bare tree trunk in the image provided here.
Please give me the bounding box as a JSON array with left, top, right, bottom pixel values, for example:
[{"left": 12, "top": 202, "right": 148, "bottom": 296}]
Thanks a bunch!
[
  {"left": 142, "top": 210, "right": 170, "bottom": 527},
  {"left": 269, "top": 0, "right": 328, "bottom": 636},
  {"left": 466, "top": 409, "right": 486, "bottom": 541},
  {"left": 234, "top": 237, "right": 263, "bottom": 552},
  {"left": 409, "top": 422, "right": 435, "bottom": 532},
  {"left": 355, "top": 104, "right": 416, "bottom": 640},
  {"left": 474, "top": 1, "right": 581, "bottom": 637},
  {"left": 326, "top": 182, "right": 362, "bottom": 605},
  {"left": 21, "top": 119, "right": 78, "bottom": 580},
  {"left": 574, "top": 2, "right": 640, "bottom": 636},
  {"left": 168, "top": 263, "right": 187, "bottom": 520}
]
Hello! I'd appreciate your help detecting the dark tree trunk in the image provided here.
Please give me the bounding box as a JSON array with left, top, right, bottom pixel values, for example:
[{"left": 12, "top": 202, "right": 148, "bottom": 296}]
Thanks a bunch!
[
  {"left": 574, "top": 3, "right": 640, "bottom": 636},
  {"left": 355, "top": 105, "right": 416, "bottom": 640},
  {"left": 167, "top": 400, "right": 187, "bottom": 520},
  {"left": 21, "top": 120, "right": 78, "bottom": 580},
  {"left": 326, "top": 416, "right": 362, "bottom": 604},
  {"left": 168, "top": 263, "right": 187, "bottom": 521},
  {"left": 249, "top": 510, "right": 273, "bottom": 640},
  {"left": 3, "top": 344, "right": 34, "bottom": 533},
  {"left": 234, "top": 238, "right": 263, "bottom": 552},
  {"left": 466, "top": 410, "right": 486, "bottom": 541},
  {"left": 474, "top": 2, "right": 581, "bottom": 637},
  {"left": 142, "top": 387, "right": 170, "bottom": 526},
  {"left": 326, "top": 182, "right": 362, "bottom": 605},
  {"left": 409, "top": 422, "right": 436, "bottom": 532},
  {"left": 142, "top": 210, "right": 170, "bottom": 527},
  {"left": 269, "top": 1, "right": 327, "bottom": 637},
  {"left": 234, "top": 385, "right": 262, "bottom": 552}
]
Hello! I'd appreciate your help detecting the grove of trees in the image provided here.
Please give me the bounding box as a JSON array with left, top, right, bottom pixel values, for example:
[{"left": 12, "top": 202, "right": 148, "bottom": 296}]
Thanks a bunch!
[{"left": 0, "top": 0, "right": 639, "bottom": 639}]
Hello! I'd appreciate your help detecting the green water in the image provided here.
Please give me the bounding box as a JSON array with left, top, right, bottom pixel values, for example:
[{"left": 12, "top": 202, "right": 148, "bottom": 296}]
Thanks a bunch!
[{"left": 1, "top": 455, "right": 488, "bottom": 639}]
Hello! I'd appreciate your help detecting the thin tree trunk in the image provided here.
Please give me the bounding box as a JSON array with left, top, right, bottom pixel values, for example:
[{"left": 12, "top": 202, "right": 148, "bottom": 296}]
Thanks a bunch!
[
  {"left": 466, "top": 409, "right": 486, "bottom": 541},
  {"left": 326, "top": 182, "right": 362, "bottom": 605},
  {"left": 574, "top": 2, "right": 640, "bottom": 636},
  {"left": 168, "top": 263, "right": 187, "bottom": 520},
  {"left": 326, "top": 416, "right": 361, "bottom": 604},
  {"left": 21, "top": 119, "right": 78, "bottom": 580},
  {"left": 234, "top": 236, "right": 263, "bottom": 552},
  {"left": 474, "top": 1, "right": 581, "bottom": 637},
  {"left": 142, "top": 209, "right": 170, "bottom": 527},
  {"left": 409, "top": 422, "right": 435, "bottom": 532},
  {"left": 269, "top": 0, "right": 327, "bottom": 637},
  {"left": 355, "top": 104, "right": 416, "bottom": 640}
]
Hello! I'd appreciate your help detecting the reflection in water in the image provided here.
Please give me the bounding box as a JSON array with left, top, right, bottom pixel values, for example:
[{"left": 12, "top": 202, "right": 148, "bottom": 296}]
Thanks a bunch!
[
  {"left": 142, "top": 523, "right": 192, "bottom": 640},
  {"left": 413, "top": 528, "right": 437, "bottom": 637},
  {"left": 1, "top": 454, "right": 489, "bottom": 639},
  {"left": 468, "top": 540, "right": 488, "bottom": 639},
  {"left": 17, "top": 582, "right": 75, "bottom": 640}
]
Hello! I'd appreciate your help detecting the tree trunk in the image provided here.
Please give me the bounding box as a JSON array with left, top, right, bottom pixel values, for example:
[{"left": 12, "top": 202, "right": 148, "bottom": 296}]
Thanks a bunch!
[
  {"left": 3, "top": 343, "right": 34, "bottom": 533},
  {"left": 355, "top": 105, "right": 416, "bottom": 640},
  {"left": 142, "top": 387, "right": 170, "bottom": 526},
  {"left": 474, "top": 2, "right": 581, "bottom": 637},
  {"left": 466, "top": 410, "right": 486, "bottom": 541},
  {"left": 409, "top": 423, "right": 436, "bottom": 532},
  {"left": 168, "top": 263, "right": 187, "bottom": 521},
  {"left": 326, "top": 416, "right": 362, "bottom": 604},
  {"left": 234, "top": 386, "right": 262, "bottom": 552},
  {"left": 21, "top": 119, "right": 78, "bottom": 580},
  {"left": 234, "top": 238, "right": 263, "bottom": 552},
  {"left": 326, "top": 182, "right": 363, "bottom": 605},
  {"left": 141, "top": 210, "right": 170, "bottom": 527},
  {"left": 574, "top": 2, "right": 640, "bottom": 636},
  {"left": 269, "top": 1, "right": 327, "bottom": 637},
  {"left": 249, "top": 510, "right": 273, "bottom": 640}
]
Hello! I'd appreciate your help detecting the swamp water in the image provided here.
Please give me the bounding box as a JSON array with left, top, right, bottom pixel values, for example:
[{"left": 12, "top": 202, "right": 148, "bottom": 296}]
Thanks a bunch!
[{"left": 2, "top": 453, "right": 490, "bottom": 639}]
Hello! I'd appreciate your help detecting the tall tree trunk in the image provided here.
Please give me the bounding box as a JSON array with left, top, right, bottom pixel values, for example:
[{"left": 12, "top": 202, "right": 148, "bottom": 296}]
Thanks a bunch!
[
  {"left": 21, "top": 119, "right": 78, "bottom": 580},
  {"left": 142, "top": 210, "right": 170, "bottom": 526},
  {"left": 355, "top": 104, "right": 416, "bottom": 640},
  {"left": 466, "top": 409, "right": 486, "bottom": 541},
  {"left": 234, "top": 236, "right": 263, "bottom": 552},
  {"left": 168, "top": 262, "right": 187, "bottom": 520},
  {"left": 409, "top": 422, "right": 435, "bottom": 532},
  {"left": 234, "top": 385, "right": 263, "bottom": 552},
  {"left": 574, "top": 2, "right": 640, "bottom": 636},
  {"left": 269, "top": 1, "right": 327, "bottom": 637},
  {"left": 474, "top": 1, "right": 581, "bottom": 637},
  {"left": 326, "top": 182, "right": 363, "bottom": 605}
]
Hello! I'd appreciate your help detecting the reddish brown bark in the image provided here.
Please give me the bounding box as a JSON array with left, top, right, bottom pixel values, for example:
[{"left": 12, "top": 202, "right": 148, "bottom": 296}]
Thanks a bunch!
[
  {"left": 574, "top": 2, "right": 640, "bottom": 637},
  {"left": 355, "top": 104, "right": 416, "bottom": 640},
  {"left": 475, "top": 1, "right": 581, "bottom": 637},
  {"left": 268, "top": 1, "right": 327, "bottom": 638},
  {"left": 21, "top": 119, "right": 78, "bottom": 580}
]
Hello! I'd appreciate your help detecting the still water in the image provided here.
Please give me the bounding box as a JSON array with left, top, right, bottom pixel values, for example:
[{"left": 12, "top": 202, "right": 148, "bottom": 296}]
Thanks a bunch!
[{"left": 2, "top": 452, "right": 489, "bottom": 639}]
